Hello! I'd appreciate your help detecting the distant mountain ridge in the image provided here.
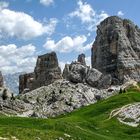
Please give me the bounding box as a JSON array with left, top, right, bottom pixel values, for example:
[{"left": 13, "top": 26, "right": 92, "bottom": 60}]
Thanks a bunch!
[{"left": 3, "top": 72, "right": 24, "bottom": 94}]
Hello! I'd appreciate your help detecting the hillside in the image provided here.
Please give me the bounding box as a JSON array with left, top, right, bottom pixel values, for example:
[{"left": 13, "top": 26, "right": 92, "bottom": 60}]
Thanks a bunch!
[{"left": 0, "top": 86, "right": 139, "bottom": 140}]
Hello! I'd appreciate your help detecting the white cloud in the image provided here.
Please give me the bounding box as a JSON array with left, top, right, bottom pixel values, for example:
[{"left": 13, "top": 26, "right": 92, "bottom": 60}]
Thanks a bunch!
[
  {"left": 69, "top": 0, "right": 109, "bottom": 31},
  {"left": 59, "top": 61, "right": 70, "bottom": 71},
  {"left": 0, "top": 8, "right": 57, "bottom": 39},
  {"left": 40, "top": 0, "right": 53, "bottom": 6},
  {"left": 0, "top": 44, "right": 37, "bottom": 74},
  {"left": 85, "top": 56, "right": 91, "bottom": 67},
  {"left": 44, "top": 18, "right": 58, "bottom": 36},
  {"left": 69, "top": 0, "right": 95, "bottom": 23},
  {"left": 117, "top": 11, "right": 124, "bottom": 16},
  {"left": 43, "top": 35, "right": 91, "bottom": 53}
]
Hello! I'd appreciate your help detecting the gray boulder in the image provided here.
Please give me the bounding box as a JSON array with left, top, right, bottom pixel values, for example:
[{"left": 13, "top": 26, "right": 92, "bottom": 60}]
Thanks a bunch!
[
  {"left": 86, "top": 68, "right": 102, "bottom": 87},
  {"left": 86, "top": 69, "right": 112, "bottom": 88},
  {"left": 97, "top": 74, "right": 112, "bottom": 89},
  {"left": 68, "top": 62, "right": 88, "bottom": 83}
]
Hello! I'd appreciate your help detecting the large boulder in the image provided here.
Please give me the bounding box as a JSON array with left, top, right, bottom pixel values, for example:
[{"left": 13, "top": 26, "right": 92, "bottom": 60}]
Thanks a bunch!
[
  {"left": 92, "top": 16, "right": 140, "bottom": 84},
  {"left": 86, "top": 68, "right": 102, "bottom": 87},
  {"left": 68, "top": 62, "right": 88, "bottom": 83},
  {"left": 0, "top": 71, "right": 3, "bottom": 87},
  {"left": 86, "top": 68, "right": 112, "bottom": 88}
]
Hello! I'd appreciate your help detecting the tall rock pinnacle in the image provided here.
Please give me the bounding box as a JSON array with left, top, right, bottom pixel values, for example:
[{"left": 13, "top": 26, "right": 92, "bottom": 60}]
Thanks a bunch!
[
  {"left": 19, "top": 52, "right": 62, "bottom": 94},
  {"left": 77, "top": 53, "right": 86, "bottom": 65},
  {"left": 91, "top": 16, "right": 140, "bottom": 84},
  {"left": 0, "top": 71, "right": 3, "bottom": 87}
]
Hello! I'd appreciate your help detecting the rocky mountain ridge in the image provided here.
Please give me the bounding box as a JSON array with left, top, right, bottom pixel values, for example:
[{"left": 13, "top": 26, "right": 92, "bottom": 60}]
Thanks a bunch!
[{"left": 0, "top": 16, "right": 140, "bottom": 120}]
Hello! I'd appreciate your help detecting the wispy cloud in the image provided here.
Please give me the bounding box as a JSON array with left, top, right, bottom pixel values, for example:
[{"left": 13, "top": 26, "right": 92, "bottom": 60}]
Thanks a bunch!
[
  {"left": 117, "top": 11, "right": 124, "bottom": 16},
  {"left": 69, "top": 0, "right": 109, "bottom": 31},
  {"left": 40, "top": 0, "right": 54, "bottom": 7},
  {"left": 43, "top": 35, "right": 92, "bottom": 53}
]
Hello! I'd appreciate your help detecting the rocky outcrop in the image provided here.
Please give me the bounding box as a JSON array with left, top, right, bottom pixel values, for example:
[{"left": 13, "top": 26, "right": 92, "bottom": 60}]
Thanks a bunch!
[
  {"left": 0, "top": 79, "right": 119, "bottom": 118},
  {"left": 77, "top": 53, "right": 86, "bottom": 65},
  {"left": 0, "top": 97, "right": 33, "bottom": 116},
  {"left": 18, "top": 79, "right": 118, "bottom": 118},
  {"left": 0, "top": 71, "right": 3, "bottom": 87},
  {"left": 33, "top": 52, "right": 62, "bottom": 89},
  {"left": 63, "top": 55, "right": 111, "bottom": 89},
  {"left": 19, "top": 73, "right": 35, "bottom": 94},
  {"left": 19, "top": 52, "right": 62, "bottom": 94},
  {"left": 92, "top": 16, "right": 140, "bottom": 84},
  {"left": 68, "top": 61, "right": 88, "bottom": 83},
  {"left": 109, "top": 103, "right": 140, "bottom": 127},
  {"left": 62, "top": 64, "right": 70, "bottom": 80},
  {"left": 0, "top": 87, "right": 13, "bottom": 100}
]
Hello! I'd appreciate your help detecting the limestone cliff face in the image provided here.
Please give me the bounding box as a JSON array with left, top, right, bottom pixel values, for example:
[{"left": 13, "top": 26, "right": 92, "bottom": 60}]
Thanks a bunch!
[
  {"left": 0, "top": 71, "right": 3, "bottom": 87},
  {"left": 92, "top": 16, "right": 140, "bottom": 84},
  {"left": 19, "top": 73, "right": 35, "bottom": 94},
  {"left": 19, "top": 52, "right": 62, "bottom": 94}
]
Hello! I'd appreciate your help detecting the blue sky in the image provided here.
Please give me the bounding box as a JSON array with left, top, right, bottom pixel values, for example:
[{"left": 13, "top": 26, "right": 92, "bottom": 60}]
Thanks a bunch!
[{"left": 0, "top": 0, "right": 140, "bottom": 74}]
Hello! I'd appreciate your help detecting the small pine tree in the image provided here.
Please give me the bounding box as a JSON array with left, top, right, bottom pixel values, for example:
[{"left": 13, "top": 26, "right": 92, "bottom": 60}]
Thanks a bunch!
[
  {"left": 119, "top": 88, "right": 123, "bottom": 94},
  {"left": 2, "top": 89, "right": 8, "bottom": 100},
  {"left": 123, "top": 89, "right": 126, "bottom": 93}
]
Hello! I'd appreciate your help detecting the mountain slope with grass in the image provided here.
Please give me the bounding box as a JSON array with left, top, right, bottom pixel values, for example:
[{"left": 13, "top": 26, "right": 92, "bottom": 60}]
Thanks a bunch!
[{"left": 0, "top": 85, "right": 139, "bottom": 140}]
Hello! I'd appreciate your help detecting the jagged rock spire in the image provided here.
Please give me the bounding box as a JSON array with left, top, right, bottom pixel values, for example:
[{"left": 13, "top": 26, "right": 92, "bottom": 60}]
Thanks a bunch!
[
  {"left": 0, "top": 71, "right": 3, "bottom": 87},
  {"left": 77, "top": 53, "right": 86, "bottom": 65},
  {"left": 91, "top": 16, "right": 140, "bottom": 83},
  {"left": 19, "top": 52, "right": 62, "bottom": 94}
]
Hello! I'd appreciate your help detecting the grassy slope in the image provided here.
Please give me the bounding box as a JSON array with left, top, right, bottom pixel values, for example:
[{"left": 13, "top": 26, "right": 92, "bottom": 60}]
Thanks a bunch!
[{"left": 0, "top": 87, "right": 140, "bottom": 140}]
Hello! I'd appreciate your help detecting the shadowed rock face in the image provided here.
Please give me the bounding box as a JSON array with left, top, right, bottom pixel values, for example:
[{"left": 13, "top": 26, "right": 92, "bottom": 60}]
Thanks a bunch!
[
  {"left": 33, "top": 52, "right": 62, "bottom": 89},
  {"left": 19, "top": 73, "right": 35, "bottom": 94},
  {"left": 92, "top": 16, "right": 140, "bottom": 84},
  {"left": 0, "top": 71, "right": 3, "bottom": 87},
  {"left": 19, "top": 52, "right": 62, "bottom": 94}
]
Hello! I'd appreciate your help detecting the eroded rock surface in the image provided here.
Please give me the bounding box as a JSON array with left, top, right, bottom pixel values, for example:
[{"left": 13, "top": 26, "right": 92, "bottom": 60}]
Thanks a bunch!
[
  {"left": 19, "top": 73, "right": 35, "bottom": 94},
  {"left": 63, "top": 56, "right": 111, "bottom": 89},
  {"left": 0, "top": 71, "right": 3, "bottom": 87},
  {"left": 117, "top": 103, "right": 140, "bottom": 127},
  {"left": 92, "top": 16, "right": 140, "bottom": 84},
  {"left": 18, "top": 80, "right": 118, "bottom": 118},
  {"left": 19, "top": 52, "right": 62, "bottom": 94},
  {"left": 77, "top": 53, "right": 86, "bottom": 65}
]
